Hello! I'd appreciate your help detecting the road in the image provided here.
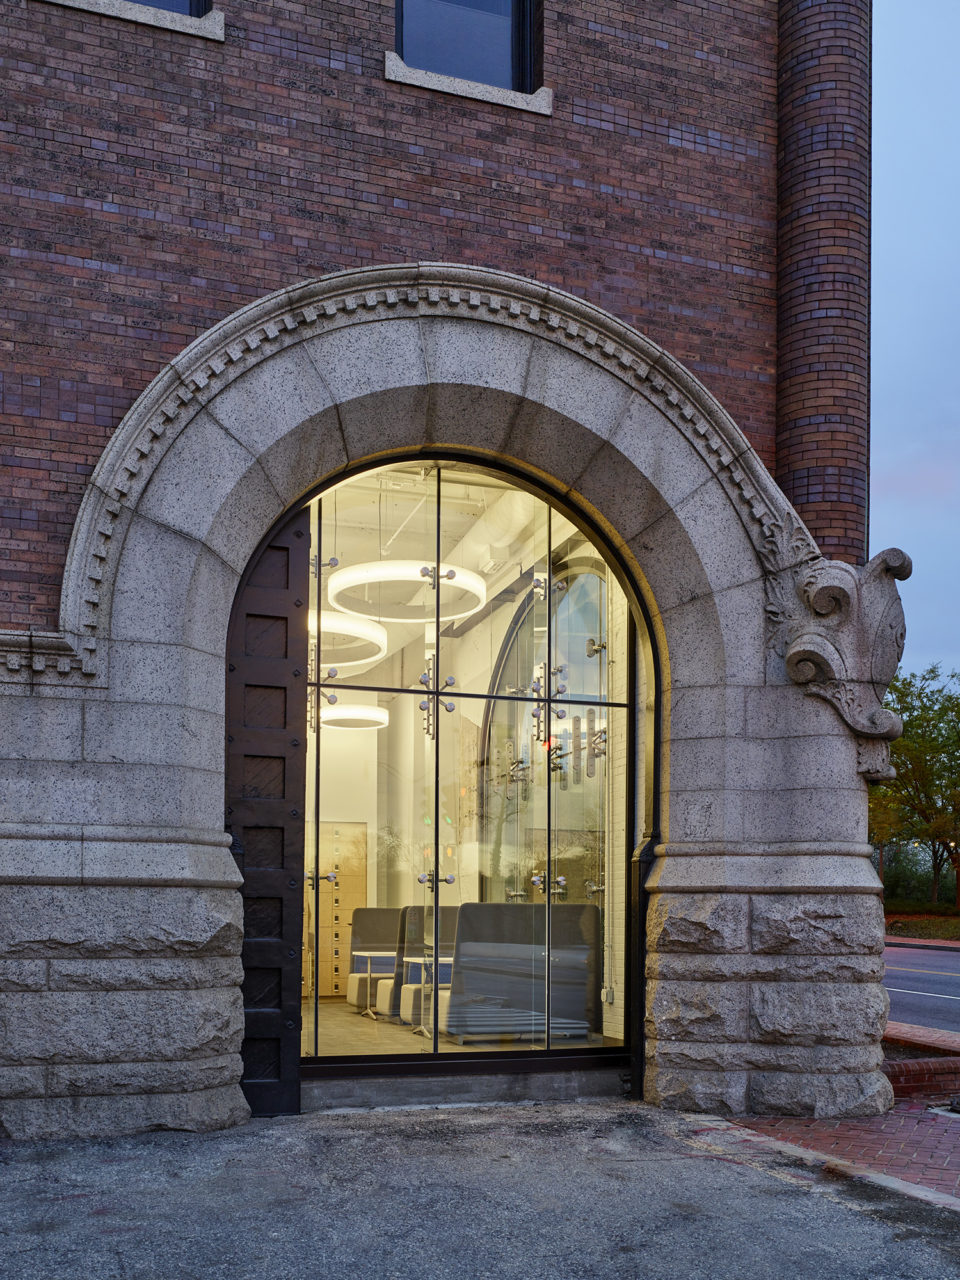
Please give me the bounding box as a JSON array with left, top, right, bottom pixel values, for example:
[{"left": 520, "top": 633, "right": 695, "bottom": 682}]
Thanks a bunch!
[{"left": 884, "top": 944, "right": 960, "bottom": 1033}]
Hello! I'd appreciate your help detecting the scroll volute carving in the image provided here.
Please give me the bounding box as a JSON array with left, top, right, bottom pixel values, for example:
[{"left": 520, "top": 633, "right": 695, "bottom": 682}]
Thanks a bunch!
[{"left": 783, "top": 548, "right": 911, "bottom": 757}]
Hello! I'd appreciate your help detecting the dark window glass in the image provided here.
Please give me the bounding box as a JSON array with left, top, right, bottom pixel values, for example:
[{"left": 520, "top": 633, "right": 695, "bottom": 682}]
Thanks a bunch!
[
  {"left": 130, "top": 0, "right": 211, "bottom": 16},
  {"left": 401, "top": 0, "right": 520, "bottom": 92}
]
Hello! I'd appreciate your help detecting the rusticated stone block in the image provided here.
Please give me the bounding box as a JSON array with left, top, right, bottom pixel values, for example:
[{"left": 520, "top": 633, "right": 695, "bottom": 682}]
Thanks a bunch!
[
  {"left": 646, "top": 893, "right": 749, "bottom": 954},
  {"left": 0, "top": 1066, "right": 45, "bottom": 1098},
  {"left": 645, "top": 981, "right": 748, "bottom": 1043},
  {"left": 643, "top": 1064, "right": 748, "bottom": 1115},
  {"left": 0, "top": 1085, "right": 250, "bottom": 1140},
  {"left": 748, "top": 1070, "right": 893, "bottom": 1118},
  {"left": 0, "top": 887, "right": 241, "bottom": 959},
  {"left": 750, "top": 982, "right": 887, "bottom": 1047},
  {"left": 646, "top": 1039, "right": 884, "bottom": 1074},
  {"left": 49, "top": 956, "right": 242, "bottom": 991},
  {"left": 750, "top": 893, "right": 884, "bottom": 955},
  {"left": 0, "top": 989, "right": 244, "bottom": 1065},
  {"left": 647, "top": 952, "right": 883, "bottom": 984},
  {"left": 0, "top": 961, "right": 47, "bottom": 991},
  {"left": 47, "top": 1054, "right": 241, "bottom": 1097}
]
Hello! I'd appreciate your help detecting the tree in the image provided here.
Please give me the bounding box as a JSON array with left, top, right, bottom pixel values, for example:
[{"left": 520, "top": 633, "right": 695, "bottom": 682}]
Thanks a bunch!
[{"left": 869, "top": 666, "right": 960, "bottom": 905}]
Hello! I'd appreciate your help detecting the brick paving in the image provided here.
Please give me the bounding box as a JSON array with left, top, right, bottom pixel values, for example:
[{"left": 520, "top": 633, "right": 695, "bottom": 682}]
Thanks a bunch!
[
  {"left": 743, "top": 1101, "right": 960, "bottom": 1202},
  {"left": 744, "top": 1014, "right": 960, "bottom": 1203}
]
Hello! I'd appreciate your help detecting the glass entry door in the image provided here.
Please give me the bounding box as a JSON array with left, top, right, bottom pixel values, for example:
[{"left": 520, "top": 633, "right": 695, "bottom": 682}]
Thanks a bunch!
[{"left": 300, "top": 461, "right": 633, "bottom": 1061}]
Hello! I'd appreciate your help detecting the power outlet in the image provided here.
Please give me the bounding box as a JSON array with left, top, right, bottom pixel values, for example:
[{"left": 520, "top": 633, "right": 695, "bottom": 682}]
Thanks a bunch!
[{"left": 603, "top": 987, "right": 615, "bottom": 1005}]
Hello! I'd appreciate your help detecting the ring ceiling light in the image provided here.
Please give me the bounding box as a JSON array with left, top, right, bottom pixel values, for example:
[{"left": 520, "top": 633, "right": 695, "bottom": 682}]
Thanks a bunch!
[
  {"left": 315, "top": 611, "right": 389, "bottom": 674},
  {"left": 319, "top": 704, "right": 390, "bottom": 730},
  {"left": 327, "top": 560, "right": 486, "bottom": 624}
]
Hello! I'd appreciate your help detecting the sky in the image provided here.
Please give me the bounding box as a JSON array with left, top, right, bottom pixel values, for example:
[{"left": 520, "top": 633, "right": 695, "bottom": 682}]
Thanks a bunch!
[{"left": 870, "top": 1, "right": 960, "bottom": 676}]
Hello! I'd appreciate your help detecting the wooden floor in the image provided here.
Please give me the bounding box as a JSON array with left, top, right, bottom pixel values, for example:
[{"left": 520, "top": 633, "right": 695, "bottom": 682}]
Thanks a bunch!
[{"left": 300, "top": 997, "right": 615, "bottom": 1058}]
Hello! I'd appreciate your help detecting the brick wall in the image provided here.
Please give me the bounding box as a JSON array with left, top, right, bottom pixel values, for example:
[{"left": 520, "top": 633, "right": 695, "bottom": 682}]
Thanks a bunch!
[
  {"left": 2, "top": 0, "right": 794, "bottom": 628},
  {"left": 776, "top": 0, "right": 871, "bottom": 565}
]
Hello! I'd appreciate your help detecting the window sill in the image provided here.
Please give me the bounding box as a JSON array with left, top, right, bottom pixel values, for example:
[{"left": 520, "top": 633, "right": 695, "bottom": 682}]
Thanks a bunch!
[
  {"left": 33, "top": 0, "right": 225, "bottom": 41},
  {"left": 384, "top": 52, "right": 553, "bottom": 116}
]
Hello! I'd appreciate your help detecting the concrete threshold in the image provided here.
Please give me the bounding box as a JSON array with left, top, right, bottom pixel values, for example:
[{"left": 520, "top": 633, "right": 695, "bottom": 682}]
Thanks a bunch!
[{"left": 301, "top": 1066, "right": 627, "bottom": 1112}]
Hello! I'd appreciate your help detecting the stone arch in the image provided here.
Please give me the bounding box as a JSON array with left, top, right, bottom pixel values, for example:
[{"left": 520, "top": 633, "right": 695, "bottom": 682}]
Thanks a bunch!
[
  {"left": 67, "top": 265, "right": 795, "bottom": 866},
  {"left": 0, "top": 264, "right": 910, "bottom": 1136},
  {"left": 61, "top": 262, "right": 812, "bottom": 690}
]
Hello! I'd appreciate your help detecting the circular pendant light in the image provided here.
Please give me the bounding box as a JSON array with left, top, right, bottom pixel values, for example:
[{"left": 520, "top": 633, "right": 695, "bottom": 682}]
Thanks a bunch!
[
  {"left": 319, "top": 704, "right": 390, "bottom": 730},
  {"left": 315, "top": 611, "right": 388, "bottom": 674},
  {"left": 327, "top": 560, "right": 486, "bottom": 624}
]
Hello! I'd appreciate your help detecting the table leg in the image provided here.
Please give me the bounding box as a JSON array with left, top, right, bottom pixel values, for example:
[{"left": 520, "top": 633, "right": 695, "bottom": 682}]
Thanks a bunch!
[
  {"left": 361, "top": 954, "right": 377, "bottom": 1019},
  {"left": 412, "top": 957, "right": 430, "bottom": 1037}
]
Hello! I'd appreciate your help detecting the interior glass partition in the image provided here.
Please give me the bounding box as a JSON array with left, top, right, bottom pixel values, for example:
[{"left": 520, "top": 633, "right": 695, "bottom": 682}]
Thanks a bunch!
[{"left": 300, "top": 460, "right": 639, "bottom": 1061}]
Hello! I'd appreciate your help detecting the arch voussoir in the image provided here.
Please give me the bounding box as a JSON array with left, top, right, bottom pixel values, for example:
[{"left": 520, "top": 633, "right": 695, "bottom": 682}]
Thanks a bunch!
[{"left": 0, "top": 264, "right": 909, "bottom": 1137}]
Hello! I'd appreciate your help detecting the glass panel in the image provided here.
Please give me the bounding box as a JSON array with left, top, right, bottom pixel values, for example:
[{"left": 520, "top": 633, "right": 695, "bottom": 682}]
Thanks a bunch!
[
  {"left": 549, "top": 704, "right": 626, "bottom": 1048},
  {"left": 315, "top": 463, "right": 438, "bottom": 693},
  {"left": 303, "top": 687, "right": 435, "bottom": 1057},
  {"left": 550, "top": 512, "right": 630, "bottom": 705},
  {"left": 139, "top": 0, "right": 207, "bottom": 14},
  {"left": 436, "top": 695, "right": 548, "bottom": 1053},
  {"left": 300, "top": 458, "right": 638, "bottom": 1064},
  {"left": 402, "top": 0, "right": 517, "bottom": 91},
  {"left": 437, "top": 464, "right": 549, "bottom": 700}
]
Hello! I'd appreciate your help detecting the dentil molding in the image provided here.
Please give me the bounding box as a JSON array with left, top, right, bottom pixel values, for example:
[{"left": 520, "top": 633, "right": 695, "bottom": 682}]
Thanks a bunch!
[{"left": 0, "top": 264, "right": 910, "bottom": 755}]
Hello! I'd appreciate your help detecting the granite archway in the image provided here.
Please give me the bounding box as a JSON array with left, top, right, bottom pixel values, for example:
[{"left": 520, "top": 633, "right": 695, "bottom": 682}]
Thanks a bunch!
[{"left": 0, "top": 264, "right": 909, "bottom": 1137}]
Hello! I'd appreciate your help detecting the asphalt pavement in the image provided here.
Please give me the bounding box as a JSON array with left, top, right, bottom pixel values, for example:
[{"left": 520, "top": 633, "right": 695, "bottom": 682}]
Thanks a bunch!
[
  {"left": 3, "top": 1101, "right": 960, "bottom": 1280},
  {"left": 3, "top": 948, "right": 960, "bottom": 1278},
  {"left": 885, "top": 945, "right": 960, "bottom": 1033}
]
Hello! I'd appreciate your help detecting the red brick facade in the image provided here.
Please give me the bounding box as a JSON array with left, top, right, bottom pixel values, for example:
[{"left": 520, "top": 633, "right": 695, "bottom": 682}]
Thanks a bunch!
[
  {"left": 0, "top": 0, "right": 868, "bottom": 631},
  {"left": 776, "top": 0, "right": 870, "bottom": 565}
]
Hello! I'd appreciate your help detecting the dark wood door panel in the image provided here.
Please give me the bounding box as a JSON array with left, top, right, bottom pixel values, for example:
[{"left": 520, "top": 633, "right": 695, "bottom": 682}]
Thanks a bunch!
[{"left": 226, "top": 507, "right": 309, "bottom": 1117}]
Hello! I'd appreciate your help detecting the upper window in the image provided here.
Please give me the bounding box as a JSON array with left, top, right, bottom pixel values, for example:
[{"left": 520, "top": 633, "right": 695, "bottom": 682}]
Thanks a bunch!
[
  {"left": 132, "top": 0, "right": 210, "bottom": 14},
  {"left": 398, "top": 0, "right": 536, "bottom": 93},
  {"left": 37, "top": 0, "right": 222, "bottom": 41}
]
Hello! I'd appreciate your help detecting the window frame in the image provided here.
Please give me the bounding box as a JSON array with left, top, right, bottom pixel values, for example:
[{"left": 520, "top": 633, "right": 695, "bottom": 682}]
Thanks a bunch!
[
  {"left": 395, "top": 0, "right": 540, "bottom": 96},
  {"left": 145, "top": 0, "right": 211, "bottom": 17},
  {"left": 33, "top": 0, "right": 222, "bottom": 40}
]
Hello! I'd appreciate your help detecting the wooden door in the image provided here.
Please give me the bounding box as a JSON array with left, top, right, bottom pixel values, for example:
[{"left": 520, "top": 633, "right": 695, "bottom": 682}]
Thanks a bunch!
[{"left": 226, "top": 509, "right": 309, "bottom": 1115}]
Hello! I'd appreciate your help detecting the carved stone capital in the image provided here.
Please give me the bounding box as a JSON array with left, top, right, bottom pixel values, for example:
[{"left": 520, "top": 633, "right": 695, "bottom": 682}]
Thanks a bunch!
[
  {"left": 856, "top": 738, "right": 896, "bottom": 784},
  {"left": 771, "top": 548, "right": 911, "bottom": 745}
]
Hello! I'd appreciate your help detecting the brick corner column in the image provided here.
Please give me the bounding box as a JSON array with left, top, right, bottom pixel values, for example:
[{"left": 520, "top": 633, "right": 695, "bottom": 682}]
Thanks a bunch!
[{"left": 777, "top": 0, "right": 871, "bottom": 565}]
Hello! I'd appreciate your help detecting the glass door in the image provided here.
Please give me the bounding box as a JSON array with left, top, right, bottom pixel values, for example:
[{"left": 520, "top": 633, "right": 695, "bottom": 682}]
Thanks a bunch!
[
  {"left": 303, "top": 463, "right": 437, "bottom": 1057},
  {"left": 300, "top": 460, "right": 633, "bottom": 1062}
]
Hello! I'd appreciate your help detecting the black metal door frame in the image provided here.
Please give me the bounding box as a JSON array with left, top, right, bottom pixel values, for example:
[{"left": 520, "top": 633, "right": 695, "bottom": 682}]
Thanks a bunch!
[{"left": 227, "top": 451, "right": 663, "bottom": 1112}]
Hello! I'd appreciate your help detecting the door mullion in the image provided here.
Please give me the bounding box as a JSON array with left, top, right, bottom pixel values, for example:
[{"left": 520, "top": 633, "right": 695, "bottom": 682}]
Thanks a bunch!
[
  {"left": 433, "top": 466, "right": 442, "bottom": 1057},
  {"left": 545, "top": 504, "right": 552, "bottom": 1051}
]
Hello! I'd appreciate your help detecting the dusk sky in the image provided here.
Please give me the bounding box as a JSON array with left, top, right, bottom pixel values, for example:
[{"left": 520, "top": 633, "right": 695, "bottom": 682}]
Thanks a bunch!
[{"left": 870, "top": 0, "right": 960, "bottom": 676}]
